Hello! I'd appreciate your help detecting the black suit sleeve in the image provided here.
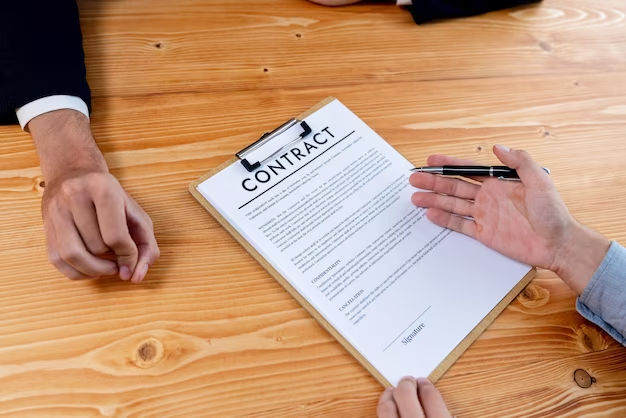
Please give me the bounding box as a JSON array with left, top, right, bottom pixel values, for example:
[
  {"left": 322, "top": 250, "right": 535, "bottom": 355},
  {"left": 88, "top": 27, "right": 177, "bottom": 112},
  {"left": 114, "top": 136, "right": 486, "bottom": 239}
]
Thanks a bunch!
[
  {"left": 407, "top": 0, "right": 542, "bottom": 24},
  {"left": 0, "top": 0, "right": 91, "bottom": 125}
]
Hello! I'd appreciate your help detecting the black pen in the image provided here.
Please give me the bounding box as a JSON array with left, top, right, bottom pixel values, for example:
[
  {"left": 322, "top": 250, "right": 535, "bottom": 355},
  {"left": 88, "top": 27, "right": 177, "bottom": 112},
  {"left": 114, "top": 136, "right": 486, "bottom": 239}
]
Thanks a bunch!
[{"left": 410, "top": 165, "right": 550, "bottom": 179}]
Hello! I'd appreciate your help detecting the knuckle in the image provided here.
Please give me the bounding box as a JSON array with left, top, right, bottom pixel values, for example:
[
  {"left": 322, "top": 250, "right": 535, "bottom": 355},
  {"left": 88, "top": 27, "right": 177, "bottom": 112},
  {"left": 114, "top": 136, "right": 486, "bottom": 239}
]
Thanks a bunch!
[
  {"left": 446, "top": 197, "right": 455, "bottom": 212},
  {"left": 58, "top": 246, "right": 82, "bottom": 265},
  {"left": 91, "top": 243, "right": 110, "bottom": 255},
  {"left": 451, "top": 179, "right": 460, "bottom": 196},
  {"left": 85, "top": 171, "right": 111, "bottom": 187},
  {"left": 60, "top": 179, "right": 82, "bottom": 198},
  {"left": 95, "top": 185, "right": 116, "bottom": 202},
  {"left": 431, "top": 174, "right": 441, "bottom": 191},
  {"left": 59, "top": 179, "right": 96, "bottom": 207},
  {"left": 48, "top": 251, "right": 62, "bottom": 267},
  {"left": 517, "top": 149, "right": 531, "bottom": 161},
  {"left": 451, "top": 216, "right": 464, "bottom": 232},
  {"left": 104, "top": 232, "right": 131, "bottom": 250},
  {"left": 151, "top": 246, "right": 161, "bottom": 262},
  {"left": 85, "top": 171, "right": 104, "bottom": 183},
  {"left": 93, "top": 178, "right": 119, "bottom": 200}
]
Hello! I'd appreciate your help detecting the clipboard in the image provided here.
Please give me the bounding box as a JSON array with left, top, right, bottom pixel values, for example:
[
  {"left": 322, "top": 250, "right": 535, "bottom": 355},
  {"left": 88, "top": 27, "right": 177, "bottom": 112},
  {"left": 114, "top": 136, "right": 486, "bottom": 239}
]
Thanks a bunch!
[{"left": 189, "top": 97, "right": 536, "bottom": 387}]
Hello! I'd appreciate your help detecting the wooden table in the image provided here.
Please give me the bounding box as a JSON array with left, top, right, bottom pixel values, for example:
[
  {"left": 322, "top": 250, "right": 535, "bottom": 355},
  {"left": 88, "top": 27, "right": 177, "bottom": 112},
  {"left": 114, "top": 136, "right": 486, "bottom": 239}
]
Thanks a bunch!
[{"left": 1, "top": 0, "right": 625, "bottom": 416}]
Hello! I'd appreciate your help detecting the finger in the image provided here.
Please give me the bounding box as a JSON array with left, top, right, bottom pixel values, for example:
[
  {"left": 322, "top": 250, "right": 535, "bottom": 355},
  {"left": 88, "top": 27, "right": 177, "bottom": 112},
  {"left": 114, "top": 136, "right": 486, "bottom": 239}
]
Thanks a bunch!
[
  {"left": 412, "top": 192, "right": 474, "bottom": 217},
  {"left": 426, "top": 208, "right": 477, "bottom": 239},
  {"left": 125, "top": 194, "right": 160, "bottom": 284},
  {"left": 492, "top": 144, "right": 551, "bottom": 188},
  {"left": 393, "top": 377, "right": 425, "bottom": 418},
  {"left": 426, "top": 154, "right": 480, "bottom": 166},
  {"left": 93, "top": 189, "right": 139, "bottom": 281},
  {"left": 416, "top": 378, "right": 451, "bottom": 418},
  {"left": 425, "top": 155, "right": 486, "bottom": 182},
  {"left": 50, "top": 207, "right": 118, "bottom": 277},
  {"left": 70, "top": 199, "right": 109, "bottom": 255},
  {"left": 45, "top": 220, "right": 90, "bottom": 280},
  {"left": 52, "top": 257, "right": 90, "bottom": 280},
  {"left": 377, "top": 388, "right": 400, "bottom": 418},
  {"left": 410, "top": 173, "right": 480, "bottom": 200}
]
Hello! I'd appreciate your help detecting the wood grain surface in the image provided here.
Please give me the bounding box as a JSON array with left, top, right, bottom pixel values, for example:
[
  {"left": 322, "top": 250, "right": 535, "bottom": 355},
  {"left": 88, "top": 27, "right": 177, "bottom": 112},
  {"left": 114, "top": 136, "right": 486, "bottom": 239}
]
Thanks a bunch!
[{"left": 1, "top": 0, "right": 625, "bottom": 416}]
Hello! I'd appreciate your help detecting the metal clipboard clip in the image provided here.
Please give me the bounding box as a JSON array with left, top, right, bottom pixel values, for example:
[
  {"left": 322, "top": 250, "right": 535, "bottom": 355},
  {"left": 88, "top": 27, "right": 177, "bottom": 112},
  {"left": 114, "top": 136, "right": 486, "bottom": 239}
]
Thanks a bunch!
[{"left": 236, "top": 118, "right": 312, "bottom": 172}]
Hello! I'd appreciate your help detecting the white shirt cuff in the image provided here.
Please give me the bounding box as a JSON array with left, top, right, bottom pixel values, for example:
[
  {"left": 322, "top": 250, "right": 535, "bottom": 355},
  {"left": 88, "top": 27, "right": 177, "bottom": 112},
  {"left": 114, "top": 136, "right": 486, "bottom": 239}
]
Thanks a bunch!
[
  {"left": 397, "top": 0, "right": 412, "bottom": 5},
  {"left": 16, "top": 95, "right": 90, "bottom": 130}
]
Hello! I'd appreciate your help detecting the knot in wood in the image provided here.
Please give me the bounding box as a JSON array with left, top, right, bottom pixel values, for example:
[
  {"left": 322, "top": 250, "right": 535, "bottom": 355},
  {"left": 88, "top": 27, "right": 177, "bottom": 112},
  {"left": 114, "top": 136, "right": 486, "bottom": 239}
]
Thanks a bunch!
[
  {"left": 517, "top": 284, "right": 550, "bottom": 308},
  {"left": 34, "top": 176, "right": 46, "bottom": 192},
  {"left": 578, "top": 324, "right": 606, "bottom": 352},
  {"left": 574, "top": 369, "right": 596, "bottom": 388},
  {"left": 133, "top": 337, "right": 164, "bottom": 369},
  {"left": 538, "top": 40, "right": 553, "bottom": 52},
  {"left": 139, "top": 343, "right": 156, "bottom": 361}
]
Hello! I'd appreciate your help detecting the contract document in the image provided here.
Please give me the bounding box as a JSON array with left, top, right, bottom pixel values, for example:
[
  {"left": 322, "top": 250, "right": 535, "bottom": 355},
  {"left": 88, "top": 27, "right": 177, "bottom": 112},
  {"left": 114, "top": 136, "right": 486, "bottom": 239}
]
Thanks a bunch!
[{"left": 193, "top": 99, "right": 533, "bottom": 386}]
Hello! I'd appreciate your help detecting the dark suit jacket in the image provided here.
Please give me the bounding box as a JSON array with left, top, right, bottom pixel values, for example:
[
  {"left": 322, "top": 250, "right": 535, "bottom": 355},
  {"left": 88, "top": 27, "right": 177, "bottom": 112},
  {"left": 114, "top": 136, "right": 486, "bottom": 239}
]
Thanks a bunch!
[
  {"left": 0, "top": 0, "right": 540, "bottom": 126},
  {"left": 0, "top": 1, "right": 90, "bottom": 125},
  {"left": 407, "top": 0, "right": 541, "bottom": 24}
]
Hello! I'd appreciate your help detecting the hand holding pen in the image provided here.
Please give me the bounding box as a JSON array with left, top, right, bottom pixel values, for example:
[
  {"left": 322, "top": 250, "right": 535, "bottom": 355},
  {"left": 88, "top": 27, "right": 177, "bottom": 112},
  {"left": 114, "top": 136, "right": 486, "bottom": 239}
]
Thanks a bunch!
[{"left": 408, "top": 144, "right": 607, "bottom": 295}]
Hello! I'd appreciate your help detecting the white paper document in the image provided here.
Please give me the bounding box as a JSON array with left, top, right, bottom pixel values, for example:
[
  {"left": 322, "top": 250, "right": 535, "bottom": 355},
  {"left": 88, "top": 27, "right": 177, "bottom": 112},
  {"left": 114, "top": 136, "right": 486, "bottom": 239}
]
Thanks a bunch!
[{"left": 197, "top": 100, "right": 531, "bottom": 385}]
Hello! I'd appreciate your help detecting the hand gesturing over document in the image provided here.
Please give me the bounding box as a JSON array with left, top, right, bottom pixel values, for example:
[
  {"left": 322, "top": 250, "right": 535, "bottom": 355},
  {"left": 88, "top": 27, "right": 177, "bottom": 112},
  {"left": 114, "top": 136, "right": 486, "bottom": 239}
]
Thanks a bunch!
[{"left": 410, "top": 145, "right": 609, "bottom": 295}]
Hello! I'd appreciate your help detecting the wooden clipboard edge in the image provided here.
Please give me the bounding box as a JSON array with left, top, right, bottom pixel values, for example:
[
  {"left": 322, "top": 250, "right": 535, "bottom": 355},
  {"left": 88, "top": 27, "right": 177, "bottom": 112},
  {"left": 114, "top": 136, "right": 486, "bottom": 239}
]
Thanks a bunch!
[{"left": 188, "top": 96, "right": 536, "bottom": 388}]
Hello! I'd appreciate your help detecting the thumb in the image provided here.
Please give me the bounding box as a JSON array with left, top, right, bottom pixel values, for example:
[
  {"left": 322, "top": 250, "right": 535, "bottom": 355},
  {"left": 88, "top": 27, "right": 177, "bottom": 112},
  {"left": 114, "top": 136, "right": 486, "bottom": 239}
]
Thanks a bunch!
[
  {"left": 493, "top": 144, "right": 549, "bottom": 187},
  {"left": 125, "top": 193, "right": 160, "bottom": 284}
]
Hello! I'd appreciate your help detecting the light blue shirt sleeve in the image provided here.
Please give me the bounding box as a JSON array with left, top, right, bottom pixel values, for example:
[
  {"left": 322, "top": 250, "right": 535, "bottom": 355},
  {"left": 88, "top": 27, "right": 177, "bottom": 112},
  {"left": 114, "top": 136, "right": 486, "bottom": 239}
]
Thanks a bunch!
[{"left": 576, "top": 241, "right": 626, "bottom": 346}]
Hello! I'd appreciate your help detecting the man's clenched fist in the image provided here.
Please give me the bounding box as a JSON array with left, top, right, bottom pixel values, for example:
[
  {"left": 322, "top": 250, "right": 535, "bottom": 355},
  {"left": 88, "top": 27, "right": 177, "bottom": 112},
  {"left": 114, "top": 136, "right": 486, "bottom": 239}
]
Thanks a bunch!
[{"left": 29, "top": 109, "right": 159, "bottom": 282}]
